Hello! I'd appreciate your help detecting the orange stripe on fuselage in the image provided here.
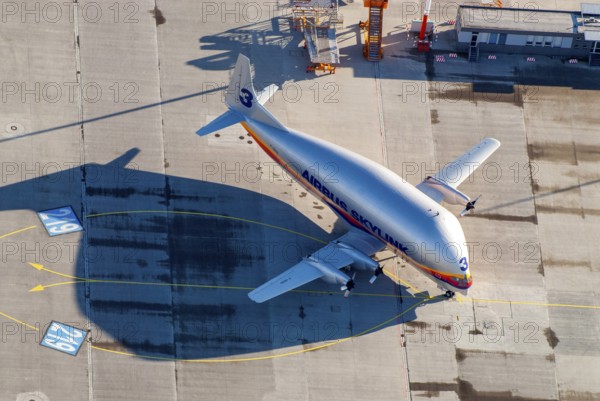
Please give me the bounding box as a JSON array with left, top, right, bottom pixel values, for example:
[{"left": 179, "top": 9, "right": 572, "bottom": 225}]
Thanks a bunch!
[
  {"left": 241, "top": 122, "right": 364, "bottom": 229},
  {"left": 239, "top": 121, "right": 471, "bottom": 290}
]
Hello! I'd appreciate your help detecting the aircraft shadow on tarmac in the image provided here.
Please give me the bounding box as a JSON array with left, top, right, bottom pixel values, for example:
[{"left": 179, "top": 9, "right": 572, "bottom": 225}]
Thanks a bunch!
[{"left": 0, "top": 148, "right": 441, "bottom": 360}]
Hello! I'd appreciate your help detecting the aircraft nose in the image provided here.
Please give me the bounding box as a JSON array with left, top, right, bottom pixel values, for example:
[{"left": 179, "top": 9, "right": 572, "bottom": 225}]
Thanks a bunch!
[{"left": 444, "top": 241, "right": 472, "bottom": 290}]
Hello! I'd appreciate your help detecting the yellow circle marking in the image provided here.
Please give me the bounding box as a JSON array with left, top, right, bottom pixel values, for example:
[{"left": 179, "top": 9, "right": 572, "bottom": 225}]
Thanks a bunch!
[
  {"left": 33, "top": 210, "right": 409, "bottom": 299},
  {"left": 88, "top": 297, "right": 430, "bottom": 363},
  {"left": 85, "top": 210, "right": 328, "bottom": 245},
  {"left": 0, "top": 225, "right": 37, "bottom": 239},
  {"left": 2, "top": 213, "right": 600, "bottom": 365}
]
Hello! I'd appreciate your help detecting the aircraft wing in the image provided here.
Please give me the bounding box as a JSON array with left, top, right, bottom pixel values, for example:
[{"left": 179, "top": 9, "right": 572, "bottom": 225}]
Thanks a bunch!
[
  {"left": 417, "top": 138, "right": 501, "bottom": 204},
  {"left": 248, "top": 229, "right": 386, "bottom": 303}
]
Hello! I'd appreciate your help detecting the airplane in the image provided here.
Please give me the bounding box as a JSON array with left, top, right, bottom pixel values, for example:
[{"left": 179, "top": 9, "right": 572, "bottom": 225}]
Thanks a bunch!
[{"left": 196, "top": 55, "right": 500, "bottom": 303}]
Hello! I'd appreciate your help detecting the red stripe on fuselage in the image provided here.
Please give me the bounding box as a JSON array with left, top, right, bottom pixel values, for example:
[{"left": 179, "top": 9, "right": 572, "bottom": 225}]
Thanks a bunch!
[
  {"left": 242, "top": 122, "right": 365, "bottom": 230},
  {"left": 240, "top": 121, "right": 470, "bottom": 291}
]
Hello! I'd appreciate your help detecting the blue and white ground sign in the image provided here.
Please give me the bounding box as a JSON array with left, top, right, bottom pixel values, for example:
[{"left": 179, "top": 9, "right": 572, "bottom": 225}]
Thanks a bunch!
[
  {"left": 40, "top": 321, "right": 87, "bottom": 356},
  {"left": 37, "top": 206, "right": 83, "bottom": 237}
]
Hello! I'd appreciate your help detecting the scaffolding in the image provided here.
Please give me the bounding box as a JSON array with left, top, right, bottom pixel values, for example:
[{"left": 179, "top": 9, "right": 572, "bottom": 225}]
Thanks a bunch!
[
  {"left": 292, "top": 0, "right": 341, "bottom": 73},
  {"left": 480, "top": 0, "right": 503, "bottom": 7}
]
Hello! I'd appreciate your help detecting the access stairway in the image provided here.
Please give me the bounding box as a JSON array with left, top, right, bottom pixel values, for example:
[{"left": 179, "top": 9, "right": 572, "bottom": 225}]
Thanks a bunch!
[{"left": 360, "top": 0, "right": 388, "bottom": 61}]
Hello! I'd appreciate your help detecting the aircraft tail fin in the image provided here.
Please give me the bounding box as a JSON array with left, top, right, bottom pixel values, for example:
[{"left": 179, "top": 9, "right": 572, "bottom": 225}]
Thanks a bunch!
[{"left": 196, "top": 55, "right": 286, "bottom": 137}]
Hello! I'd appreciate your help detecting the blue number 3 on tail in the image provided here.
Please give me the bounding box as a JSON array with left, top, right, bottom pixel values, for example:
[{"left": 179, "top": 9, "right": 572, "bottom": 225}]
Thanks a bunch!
[{"left": 239, "top": 88, "right": 253, "bottom": 108}]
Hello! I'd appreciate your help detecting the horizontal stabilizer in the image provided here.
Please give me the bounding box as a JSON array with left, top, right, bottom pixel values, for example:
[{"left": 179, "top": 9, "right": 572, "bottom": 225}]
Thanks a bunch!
[
  {"left": 256, "top": 84, "right": 279, "bottom": 106},
  {"left": 196, "top": 110, "right": 243, "bottom": 137}
]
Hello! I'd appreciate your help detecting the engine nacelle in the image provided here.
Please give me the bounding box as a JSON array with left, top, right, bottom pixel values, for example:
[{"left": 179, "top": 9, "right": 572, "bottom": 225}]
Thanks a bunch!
[
  {"left": 335, "top": 242, "right": 379, "bottom": 271},
  {"left": 421, "top": 176, "right": 470, "bottom": 205},
  {"left": 306, "top": 258, "right": 351, "bottom": 285}
]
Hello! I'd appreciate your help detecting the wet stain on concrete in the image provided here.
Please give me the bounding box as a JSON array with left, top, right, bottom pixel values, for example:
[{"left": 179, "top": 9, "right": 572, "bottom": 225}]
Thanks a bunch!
[
  {"left": 410, "top": 379, "right": 559, "bottom": 401},
  {"left": 455, "top": 348, "right": 468, "bottom": 362},
  {"left": 121, "top": 339, "right": 174, "bottom": 356},
  {"left": 430, "top": 109, "right": 439, "bottom": 124},
  {"left": 458, "top": 379, "right": 554, "bottom": 401},
  {"left": 299, "top": 305, "right": 306, "bottom": 319},
  {"left": 560, "top": 391, "right": 600, "bottom": 401},
  {"left": 467, "top": 213, "right": 538, "bottom": 225},
  {"left": 574, "top": 143, "right": 600, "bottom": 162},
  {"left": 86, "top": 187, "right": 137, "bottom": 198},
  {"left": 527, "top": 142, "right": 577, "bottom": 165},
  {"left": 176, "top": 303, "right": 236, "bottom": 320},
  {"left": 535, "top": 204, "right": 600, "bottom": 218},
  {"left": 543, "top": 258, "right": 591, "bottom": 269},
  {"left": 410, "top": 381, "right": 456, "bottom": 398},
  {"left": 90, "top": 299, "right": 172, "bottom": 313},
  {"left": 88, "top": 237, "right": 166, "bottom": 250},
  {"left": 405, "top": 321, "right": 428, "bottom": 330},
  {"left": 424, "top": 82, "right": 523, "bottom": 107},
  {"left": 543, "top": 327, "right": 559, "bottom": 349},
  {"left": 150, "top": 6, "right": 166, "bottom": 25},
  {"left": 90, "top": 341, "right": 129, "bottom": 352}
]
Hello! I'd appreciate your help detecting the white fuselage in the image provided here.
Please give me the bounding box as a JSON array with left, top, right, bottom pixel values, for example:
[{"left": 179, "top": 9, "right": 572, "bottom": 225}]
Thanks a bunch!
[{"left": 243, "top": 120, "right": 472, "bottom": 293}]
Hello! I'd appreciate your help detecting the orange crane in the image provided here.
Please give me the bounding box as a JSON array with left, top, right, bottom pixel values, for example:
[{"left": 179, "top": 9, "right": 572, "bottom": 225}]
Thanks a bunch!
[{"left": 359, "top": 0, "right": 388, "bottom": 61}]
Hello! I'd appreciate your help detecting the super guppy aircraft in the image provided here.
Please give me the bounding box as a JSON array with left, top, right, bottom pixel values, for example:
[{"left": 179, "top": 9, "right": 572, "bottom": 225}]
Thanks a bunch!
[{"left": 197, "top": 55, "right": 501, "bottom": 302}]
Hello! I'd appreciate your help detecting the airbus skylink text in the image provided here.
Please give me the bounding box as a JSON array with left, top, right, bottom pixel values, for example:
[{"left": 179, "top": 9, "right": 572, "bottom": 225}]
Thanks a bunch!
[{"left": 303, "top": 169, "right": 409, "bottom": 254}]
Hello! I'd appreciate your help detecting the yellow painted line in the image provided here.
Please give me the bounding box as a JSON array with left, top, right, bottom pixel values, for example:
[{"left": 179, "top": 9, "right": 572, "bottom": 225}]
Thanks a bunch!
[
  {"left": 7, "top": 210, "right": 600, "bottom": 364},
  {"left": 469, "top": 297, "right": 600, "bottom": 310},
  {"left": 34, "top": 279, "right": 254, "bottom": 292},
  {"left": 30, "top": 277, "right": 420, "bottom": 300},
  {"left": 0, "top": 311, "right": 40, "bottom": 331},
  {"left": 31, "top": 275, "right": 600, "bottom": 310},
  {"left": 0, "top": 226, "right": 42, "bottom": 331},
  {"left": 383, "top": 267, "right": 422, "bottom": 295},
  {"left": 85, "top": 210, "right": 328, "bottom": 245},
  {"left": 88, "top": 297, "right": 430, "bottom": 363},
  {"left": 28, "top": 262, "right": 80, "bottom": 280},
  {"left": 0, "top": 225, "right": 37, "bottom": 239},
  {"left": 3, "top": 216, "right": 427, "bottom": 363}
]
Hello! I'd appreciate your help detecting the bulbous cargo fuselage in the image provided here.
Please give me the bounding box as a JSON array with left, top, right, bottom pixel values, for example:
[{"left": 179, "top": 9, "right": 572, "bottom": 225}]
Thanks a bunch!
[{"left": 242, "top": 120, "right": 472, "bottom": 294}]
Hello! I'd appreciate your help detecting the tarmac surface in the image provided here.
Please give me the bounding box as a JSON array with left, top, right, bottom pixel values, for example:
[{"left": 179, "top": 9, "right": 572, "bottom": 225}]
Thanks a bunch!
[{"left": 0, "top": 0, "right": 599, "bottom": 400}]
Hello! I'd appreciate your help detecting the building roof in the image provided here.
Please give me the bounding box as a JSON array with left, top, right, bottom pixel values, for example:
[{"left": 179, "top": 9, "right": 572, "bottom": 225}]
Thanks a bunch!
[
  {"left": 458, "top": 6, "right": 578, "bottom": 35},
  {"left": 579, "top": 3, "right": 600, "bottom": 39},
  {"left": 581, "top": 3, "right": 600, "bottom": 16}
]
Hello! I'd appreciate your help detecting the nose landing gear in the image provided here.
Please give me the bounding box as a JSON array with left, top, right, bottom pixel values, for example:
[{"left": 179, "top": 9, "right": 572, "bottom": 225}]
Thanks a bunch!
[{"left": 444, "top": 290, "right": 456, "bottom": 298}]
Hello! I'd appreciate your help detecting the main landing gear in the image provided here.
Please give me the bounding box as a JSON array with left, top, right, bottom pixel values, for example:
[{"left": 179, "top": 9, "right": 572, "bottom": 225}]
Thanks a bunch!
[{"left": 444, "top": 290, "right": 456, "bottom": 298}]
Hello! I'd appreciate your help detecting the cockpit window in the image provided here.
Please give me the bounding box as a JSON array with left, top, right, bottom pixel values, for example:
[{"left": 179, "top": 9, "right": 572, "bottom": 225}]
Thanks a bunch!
[{"left": 426, "top": 208, "right": 440, "bottom": 218}]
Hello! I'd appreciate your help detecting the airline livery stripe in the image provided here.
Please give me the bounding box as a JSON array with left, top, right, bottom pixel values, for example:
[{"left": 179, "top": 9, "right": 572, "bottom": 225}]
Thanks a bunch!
[{"left": 239, "top": 122, "right": 469, "bottom": 289}]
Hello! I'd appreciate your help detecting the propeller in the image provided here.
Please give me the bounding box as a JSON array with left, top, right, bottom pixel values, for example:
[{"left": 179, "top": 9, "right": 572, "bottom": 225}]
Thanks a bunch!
[
  {"left": 369, "top": 265, "right": 384, "bottom": 284},
  {"left": 460, "top": 195, "right": 481, "bottom": 217},
  {"left": 341, "top": 273, "right": 356, "bottom": 298}
]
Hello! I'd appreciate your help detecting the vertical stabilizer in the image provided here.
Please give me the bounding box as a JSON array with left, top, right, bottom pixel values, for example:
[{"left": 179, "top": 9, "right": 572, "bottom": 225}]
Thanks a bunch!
[
  {"left": 224, "top": 55, "right": 286, "bottom": 131},
  {"left": 196, "top": 54, "right": 286, "bottom": 137}
]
